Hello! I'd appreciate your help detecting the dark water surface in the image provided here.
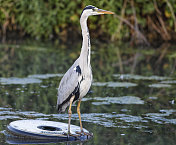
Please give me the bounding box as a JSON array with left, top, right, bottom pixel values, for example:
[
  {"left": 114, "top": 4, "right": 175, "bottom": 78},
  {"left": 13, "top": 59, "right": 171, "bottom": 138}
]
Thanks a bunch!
[{"left": 0, "top": 41, "right": 176, "bottom": 144}]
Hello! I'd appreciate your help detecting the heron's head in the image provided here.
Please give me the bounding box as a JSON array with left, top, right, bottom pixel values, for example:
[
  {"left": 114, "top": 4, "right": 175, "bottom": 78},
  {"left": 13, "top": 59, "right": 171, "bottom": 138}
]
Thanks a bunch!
[{"left": 81, "top": 5, "right": 114, "bottom": 18}]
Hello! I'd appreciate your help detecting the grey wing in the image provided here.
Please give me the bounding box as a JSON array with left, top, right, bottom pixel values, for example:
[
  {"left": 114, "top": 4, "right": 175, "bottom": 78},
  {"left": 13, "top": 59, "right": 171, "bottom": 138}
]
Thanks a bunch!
[{"left": 57, "top": 64, "right": 82, "bottom": 112}]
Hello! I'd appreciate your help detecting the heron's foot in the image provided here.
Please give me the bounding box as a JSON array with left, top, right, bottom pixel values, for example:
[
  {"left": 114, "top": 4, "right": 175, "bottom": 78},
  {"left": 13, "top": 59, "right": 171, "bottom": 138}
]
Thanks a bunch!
[
  {"left": 76, "top": 130, "right": 93, "bottom": 137},
  {"left": 63, "top": 132, "right": 80, "bottom": 139}
]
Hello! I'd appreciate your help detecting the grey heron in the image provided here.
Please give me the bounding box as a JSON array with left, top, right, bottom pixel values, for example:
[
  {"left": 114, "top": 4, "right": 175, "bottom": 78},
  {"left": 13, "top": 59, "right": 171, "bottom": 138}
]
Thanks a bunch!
[{"left": 57, "top": 5, "right": 114, "bottom": 136}]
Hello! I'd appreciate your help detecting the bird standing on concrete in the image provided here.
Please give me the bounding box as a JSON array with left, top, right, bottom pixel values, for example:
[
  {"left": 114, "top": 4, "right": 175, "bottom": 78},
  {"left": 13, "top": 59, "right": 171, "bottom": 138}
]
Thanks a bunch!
[{"left": 57, "top": 5, "right": 114, "bottom": 136}]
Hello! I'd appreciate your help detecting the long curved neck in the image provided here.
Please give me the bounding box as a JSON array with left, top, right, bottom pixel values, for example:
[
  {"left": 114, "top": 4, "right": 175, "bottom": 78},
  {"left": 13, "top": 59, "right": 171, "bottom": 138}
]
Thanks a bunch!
[{"left": 80, "top": 15, "right": 91, "bottom": 67}]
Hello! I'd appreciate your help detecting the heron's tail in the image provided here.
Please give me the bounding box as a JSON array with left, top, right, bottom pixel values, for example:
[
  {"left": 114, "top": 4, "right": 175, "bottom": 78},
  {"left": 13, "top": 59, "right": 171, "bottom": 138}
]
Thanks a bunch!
[
  {"left": 56, "top": 104, "right": 63, "bottom": 113},
  {"left": 57, "top": 95, "right": 70, "bottom": 113}
]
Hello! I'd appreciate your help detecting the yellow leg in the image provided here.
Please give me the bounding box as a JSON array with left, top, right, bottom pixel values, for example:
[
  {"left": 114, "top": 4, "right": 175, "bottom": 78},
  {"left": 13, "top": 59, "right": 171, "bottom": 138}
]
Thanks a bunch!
[
  {"left": 77, "top": 99, "right": 83, "bottom": 132},
  {"left": 76, "top": 99, "right": 93, "bottom": 137},
  {"left": 68, "top": 95, "right": 75, "bottom": 135}
]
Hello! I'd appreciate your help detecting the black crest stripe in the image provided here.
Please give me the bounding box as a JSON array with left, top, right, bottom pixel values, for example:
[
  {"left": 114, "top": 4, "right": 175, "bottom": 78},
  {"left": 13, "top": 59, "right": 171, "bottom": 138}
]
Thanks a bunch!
[{"left": 81, "top": 5, "right": 95, "bottom": 16}]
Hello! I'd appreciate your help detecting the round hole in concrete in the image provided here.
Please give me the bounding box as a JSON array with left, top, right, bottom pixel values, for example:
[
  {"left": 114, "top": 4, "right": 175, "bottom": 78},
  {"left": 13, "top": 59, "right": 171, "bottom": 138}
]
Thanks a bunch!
[{"left": 37, "top": 126, "right": 62, "bottom": 131}]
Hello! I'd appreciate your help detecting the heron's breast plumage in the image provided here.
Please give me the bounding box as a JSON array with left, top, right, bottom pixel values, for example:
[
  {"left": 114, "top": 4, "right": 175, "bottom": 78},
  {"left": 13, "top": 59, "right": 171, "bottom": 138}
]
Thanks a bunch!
[{"left": 79, "top": 66, "right": 92, "bottom": 99}]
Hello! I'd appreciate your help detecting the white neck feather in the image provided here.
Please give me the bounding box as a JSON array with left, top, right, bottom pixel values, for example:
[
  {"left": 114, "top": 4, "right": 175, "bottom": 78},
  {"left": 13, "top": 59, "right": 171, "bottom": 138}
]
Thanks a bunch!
[{"left": 79, "top": 14, "right": 91, "bottom": 67}]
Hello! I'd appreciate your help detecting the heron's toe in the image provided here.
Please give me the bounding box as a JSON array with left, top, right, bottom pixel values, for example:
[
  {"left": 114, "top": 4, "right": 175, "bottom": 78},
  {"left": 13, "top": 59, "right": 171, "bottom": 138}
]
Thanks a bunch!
[{"left": 76, "top": 130, "right": 93, "bottom": 137}]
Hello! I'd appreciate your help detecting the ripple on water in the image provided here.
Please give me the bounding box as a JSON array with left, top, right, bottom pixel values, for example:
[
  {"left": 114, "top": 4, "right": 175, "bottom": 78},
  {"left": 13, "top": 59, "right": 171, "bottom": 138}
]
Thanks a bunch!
[
  {"left": 113, "top": 74, "right": 171, "bottom": 81},
  {"left": 0, "top": 107, "right": 12, "bottom": 111},
  {"left": 145, "top": 109, "right": 176, "bottom": 124},
  {"left": 0, "top": 73, "right": 63, "bottom": 85},
  {"left": 0, "top": 111, "right": 17, "bottom": 116},
  {"left": 148, "top": 96, "right": 158, "bottom": 100},
  {"left": 0, "top": 109, "right": 50, "bottom": 122},
  {"left": 0, "top": 115, "right": 20, "bottom": 120},
  {"left": 28, "top": 73, "right": 63, "bottom": 79},
  {"left": 82, "top": 96, "right": 144, "bottom": 105},
  {"left": 148, "top": 83, "right": 171, "bottom": 88},
  {"left": 146, "top": 109, "right": 176, "bottom": 117},
  {"left": 52, "top": 113, "right": 148, "bottom": 128},
  {"left": 160, "top": 80, "right": 176, "bottom": 84},
  {"left": 0, "top": 77, "right": 42, "bottom": 85},
  {"left": 17, "top": 111, "right": 51, "bottom": 118},
  {"left": 1, "top": 107, "right": 176, "bottom": 130},
  {"left": 93, "top": 82, "right": 137, "bottom": 88},
  {"left": 53, "top": 110, "right": 176, "bottom": 128}
]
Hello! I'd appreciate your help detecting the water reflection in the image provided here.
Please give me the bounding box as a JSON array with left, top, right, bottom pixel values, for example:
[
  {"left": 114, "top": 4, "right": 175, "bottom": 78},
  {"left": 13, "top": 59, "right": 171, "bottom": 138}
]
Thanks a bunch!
[
  {"left": 6, "top": 136, "right": 87, "bottom": 144},
  {"left": 0, "top": 42, "right": 176, "bottom": 144}
]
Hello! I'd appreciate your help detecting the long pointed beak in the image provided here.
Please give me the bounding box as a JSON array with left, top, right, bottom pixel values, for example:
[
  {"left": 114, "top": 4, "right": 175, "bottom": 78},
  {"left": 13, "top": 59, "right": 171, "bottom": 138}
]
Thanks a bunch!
[{"left": 97, "top": 9, "right": 114, "bottom": 14}]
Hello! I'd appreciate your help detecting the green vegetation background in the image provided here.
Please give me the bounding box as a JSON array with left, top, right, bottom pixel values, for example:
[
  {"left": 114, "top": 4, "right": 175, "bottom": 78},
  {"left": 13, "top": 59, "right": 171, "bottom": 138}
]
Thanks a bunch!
[{"left": 0, "top": 0, "right": 176, "bottom": 44}]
